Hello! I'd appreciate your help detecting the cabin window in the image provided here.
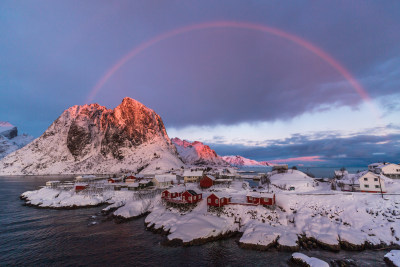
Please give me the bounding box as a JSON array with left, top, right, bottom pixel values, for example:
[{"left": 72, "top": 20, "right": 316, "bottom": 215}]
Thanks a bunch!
[
  {"left": 208, "top": 198, "right": 211, "bottom": 203},
  {"left": 375, "top": 185, "right": 380, "bottom": 188},
  {"left": 364, "top": 178, "right": 368, "bottom": 181},
  {"left": 199, "top": 195, "right": 202, "bottom": 199},
  {"left": 364, "top": 185, "right": 369, "bottom": 188},
  {"left": 215, "top": 199, "right": 219, "bottom": 204},
  {"left": 374, "top": 178, "right": 378, "bottom": 181},
  {"left": 189, "top": 196, "right": 192, "bottom": 201},
  {"left": 249, "top": 197, "right": 252, "bottom": 201},
  {"left": 162, "top": 192, "right": 165, "bottom": 196},
  {"left": 264, "top": 198, "right": 269, "bottom": 202}
]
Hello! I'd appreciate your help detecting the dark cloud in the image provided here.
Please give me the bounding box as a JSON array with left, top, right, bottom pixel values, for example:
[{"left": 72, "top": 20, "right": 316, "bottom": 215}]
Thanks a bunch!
[
  {"left": 209, "top": 128, "right": 400, "bottom": 167},
  {"left": 1, "top": 1, "right": 400, "bottom": 136}
]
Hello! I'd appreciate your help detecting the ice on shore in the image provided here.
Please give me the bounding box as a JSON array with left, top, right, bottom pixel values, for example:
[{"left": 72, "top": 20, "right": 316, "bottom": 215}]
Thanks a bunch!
[{"left": 291, "top": 252, "right": 329, "bottom": 267}]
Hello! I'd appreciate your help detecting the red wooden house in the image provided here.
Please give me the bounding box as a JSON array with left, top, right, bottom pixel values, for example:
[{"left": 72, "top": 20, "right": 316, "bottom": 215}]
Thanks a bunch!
[
  {"left": 75, "top": 183, "right": 88, "bottom": 191},
  {"left": 207, "top": 193, "right": 231, "bottom": 207},
  {"left": 161, "top": 188, "right": 183, "bottom": 199},
  {"left": 246, "top": 192, "right": 275, "bottom": 206},
  {"left": 200, "top": 175, "right": 216, "bottom": 188},
  {"left": 181, "top": 190, "right": 202, "bottom": 203},
  {"left": 108, "top": 177, "right": 122, "bottom": 183}
]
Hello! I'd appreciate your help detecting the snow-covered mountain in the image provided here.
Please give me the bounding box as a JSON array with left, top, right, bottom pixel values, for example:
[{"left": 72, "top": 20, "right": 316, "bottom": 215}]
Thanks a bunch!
[
  {"left": 0, "top": 122, "right": 34, "bottom": 159},
  {"left": 0, "top": 98, "right": 184, "bottom": 175},
  {"left": 221, "top": 155, "right": 270, "bottom": 166},
  {"left": 171, "top": 138, "right": 228, "bottom": 166}
]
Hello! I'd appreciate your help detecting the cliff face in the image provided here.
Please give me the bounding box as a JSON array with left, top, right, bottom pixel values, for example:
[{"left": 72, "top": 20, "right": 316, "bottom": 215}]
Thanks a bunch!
[
  {"left": 171, "top": 137, "right": 228, "bottom": 166},
  {"left": 0, "top": 98, "right": 183, "bottom": 175}
]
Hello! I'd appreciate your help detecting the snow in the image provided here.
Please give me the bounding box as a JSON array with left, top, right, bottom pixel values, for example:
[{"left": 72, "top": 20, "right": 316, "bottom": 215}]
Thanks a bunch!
[
  {"left": 221, "top": 155, "right": 269, "bottom": 166},
  {"left": 291, "top": 253, "right": 329, "bottom": 267},
  {"left": 0, "top": 99, "right": 184, "bottom": 175},
  {"left": 154, "top": 174, "right": 177, "bottom": 183},
  {"left": 183, "top": 170, "right": 203, "bottom": 177},
  {"left": 20, "top": 169, "right": 400, "bottom": 252},
  {"left": 0, "top": 122, "right": 33, "bottom": 159},
  {"left": 384, "top": 250, "right": 400, "bottom": 266},
  {"left": 172, "top": 138, "right": 228, "bottom": 166}
]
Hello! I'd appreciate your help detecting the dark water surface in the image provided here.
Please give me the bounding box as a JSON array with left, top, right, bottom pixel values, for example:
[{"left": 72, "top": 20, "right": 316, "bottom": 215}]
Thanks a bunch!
[{"left": 0, "top": 176, "right": 388, "bottom": 266}]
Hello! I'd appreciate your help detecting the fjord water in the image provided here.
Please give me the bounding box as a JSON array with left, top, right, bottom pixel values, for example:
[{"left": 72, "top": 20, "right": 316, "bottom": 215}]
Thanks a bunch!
[{"left": 0, "top": 176, "right": 387, "bottom": 266}]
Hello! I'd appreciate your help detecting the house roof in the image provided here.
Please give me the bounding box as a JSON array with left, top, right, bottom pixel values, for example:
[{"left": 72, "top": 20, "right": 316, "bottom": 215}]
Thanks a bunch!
[
  {"left": 246, "top": 191, "right": 275, "bottom": 198},
  {"left": 183, "top": 170, "right": 203, "bottom": 177},
  {"left": 208, "top": 192, "right": 230, "bottom": 199},
  {"left": 165, "top": 186, "right": 185, "bottom": 193},
  {"left": 154, "top": 174, "right": 176, "bottom": 183},
  {"left": 204, "top": 175, "right": 216, "bottom": 181},
  {"left": 186, "top": 190, "right": 200, "bottom": 196},
  {"left": 334, "top": 170, "right": 348, "bottom": 176}
]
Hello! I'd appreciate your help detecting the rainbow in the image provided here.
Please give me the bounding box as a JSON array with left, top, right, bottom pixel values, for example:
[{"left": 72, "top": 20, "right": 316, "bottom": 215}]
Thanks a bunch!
[{"left": 86, "top": 20, "right": 380, "bottom": 119}]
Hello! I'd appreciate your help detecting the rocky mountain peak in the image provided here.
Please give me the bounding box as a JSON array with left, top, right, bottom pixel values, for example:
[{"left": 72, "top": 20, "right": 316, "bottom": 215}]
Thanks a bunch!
[{"left": 0, "top": 97, "right": 183, "bottom": 175}]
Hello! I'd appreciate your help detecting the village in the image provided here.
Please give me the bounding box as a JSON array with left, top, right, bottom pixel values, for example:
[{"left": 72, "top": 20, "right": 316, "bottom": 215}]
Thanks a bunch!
[{"left": 20, "top": 162, "right": 400, "bottom": 264}]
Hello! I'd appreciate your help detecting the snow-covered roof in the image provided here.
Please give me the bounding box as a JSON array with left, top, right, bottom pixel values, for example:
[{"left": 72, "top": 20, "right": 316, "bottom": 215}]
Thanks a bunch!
[
  {"left": 128, "top": 183, "right": 139, "bottom": 187},
  {"left": 334, "top": 170, "right": 348, "bottom": 176},
  {"left": 139, "top": 180, "right": 151, "bottom": 184},
  {"left": 246, "top": 191, "right": 274, "bottom": 198},
  {"left": 183, "top": 170, "right": 203, "bottom": 177},
  {"left": 208, "top": 192, "right": 231, "bottom": 199},
  {"left": 154, "top": 174, "right": 176, "bottom": 183},
  {"left": 165, "top": 186, "right": 185, "bottom": 193},
  {"left": 205, "top": 175, "right": 216, "bottom": 180}
]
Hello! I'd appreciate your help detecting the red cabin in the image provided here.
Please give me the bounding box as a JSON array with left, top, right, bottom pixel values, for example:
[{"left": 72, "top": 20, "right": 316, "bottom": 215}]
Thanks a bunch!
[
  {"left": 161, "top": 189, "right": 183, "bottom": 199},
  {"left": 200, "top": 175, "right": 216, "bottom": 188},
  {"left": 182, "top": 190, "right": 202, "bottom": 203},
  {"left": 246, "top": 192, "right": 275, "bottom": 206},
  {"left": 207, "top": 193, "right": 231, "bottom": 207},
  {"left": 75, "top": 183, "right": 88, "bottom": 191}
]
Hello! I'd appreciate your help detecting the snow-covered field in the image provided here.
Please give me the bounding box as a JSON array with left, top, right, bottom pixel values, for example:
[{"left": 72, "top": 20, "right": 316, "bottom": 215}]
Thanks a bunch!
[{"left": 21, "top": 170, "right": 400, "bottom": 252}]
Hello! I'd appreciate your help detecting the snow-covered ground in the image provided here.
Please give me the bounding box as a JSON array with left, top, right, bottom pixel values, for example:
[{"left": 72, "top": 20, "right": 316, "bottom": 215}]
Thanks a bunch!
[{"left": 21, "top": 170, "right": 400, "bottom": 251}]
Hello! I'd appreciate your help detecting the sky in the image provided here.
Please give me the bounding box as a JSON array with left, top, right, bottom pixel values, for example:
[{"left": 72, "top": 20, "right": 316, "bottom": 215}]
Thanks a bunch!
[{"left": 1, "top": 1, "right": 400, "bottom": 166}]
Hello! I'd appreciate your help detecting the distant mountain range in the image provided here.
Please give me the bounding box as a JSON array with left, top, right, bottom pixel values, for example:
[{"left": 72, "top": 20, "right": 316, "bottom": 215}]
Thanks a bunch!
[
  {"left": 171, "top": 138, "right": 270, "bottom": 167},
  {"left": 221, "top": 155, "right": 270, "bottom": 166},
  {"left": 0, "top": 122, "right": 33, "bottom": 160},
  {"left": 171, "top": 138, "right": 228, "bottom": 166},
  {"left": 0, "top": 98, "right": 273, "bottom": 175}
]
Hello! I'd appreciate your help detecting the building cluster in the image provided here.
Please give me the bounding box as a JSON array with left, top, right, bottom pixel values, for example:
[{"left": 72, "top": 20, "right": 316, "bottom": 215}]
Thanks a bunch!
[{"left": 334, "top": 162, "right": 400, "bottom": 193}]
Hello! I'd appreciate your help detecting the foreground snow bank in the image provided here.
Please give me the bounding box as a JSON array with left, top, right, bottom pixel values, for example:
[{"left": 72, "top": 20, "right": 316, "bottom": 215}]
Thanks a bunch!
[
  {"left": 385, "top": 250, "right": 400, "bottom": 267},
  {"left": 291, "top": 253, "right": 329, "bottom": 267},
  {"left": 21, "top": 188, "right": 109, "bottom": 208}
]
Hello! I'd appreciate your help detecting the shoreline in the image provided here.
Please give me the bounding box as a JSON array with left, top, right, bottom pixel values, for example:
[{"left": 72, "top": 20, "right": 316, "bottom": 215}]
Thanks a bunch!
[{"left": 20, "top": 194, "right": 400, "bottom": 255}]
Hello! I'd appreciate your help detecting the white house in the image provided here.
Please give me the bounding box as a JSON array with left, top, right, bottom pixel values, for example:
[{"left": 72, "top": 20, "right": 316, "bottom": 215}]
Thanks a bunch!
[
  {"left": 368, "top": 162, "right": 384, "bottom": 172},
  {"left": 46, "top": 180, "right": 60, "bottom": 188},
  {"left": 375, "top": 163, "right": 400, "bottom": 179},
  {"left": 183, "top": 170, "right": 204, "bottom": 183},
  {"left": 358, "top": 172, "right": 387, "bottom": 193},
  {"left": 152, "top": 174, "right": 177, "bottom": 188}
]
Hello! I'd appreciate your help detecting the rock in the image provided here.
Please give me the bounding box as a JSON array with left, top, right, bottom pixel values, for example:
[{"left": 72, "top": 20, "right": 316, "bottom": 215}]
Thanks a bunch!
[
  {"left": 384, "top": 250, "right": 400, "bottom": 267},
  {"left": 290, "top": 252, "right": 329, "bottom": 267}
]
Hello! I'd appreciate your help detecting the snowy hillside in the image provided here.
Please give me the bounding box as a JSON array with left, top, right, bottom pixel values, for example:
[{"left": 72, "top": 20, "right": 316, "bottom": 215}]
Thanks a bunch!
[
  {"left": 172, "top": 137, "right": 228, "bottom": 166},
  {"left": 221, "top": 155, "right": 270, "bottom": 166},
  {"left": 0, "top": 98, "right": 184, "bottom": 175},
  {"left": 0, "top": 122, "right": 33, "bottom": 159}
]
